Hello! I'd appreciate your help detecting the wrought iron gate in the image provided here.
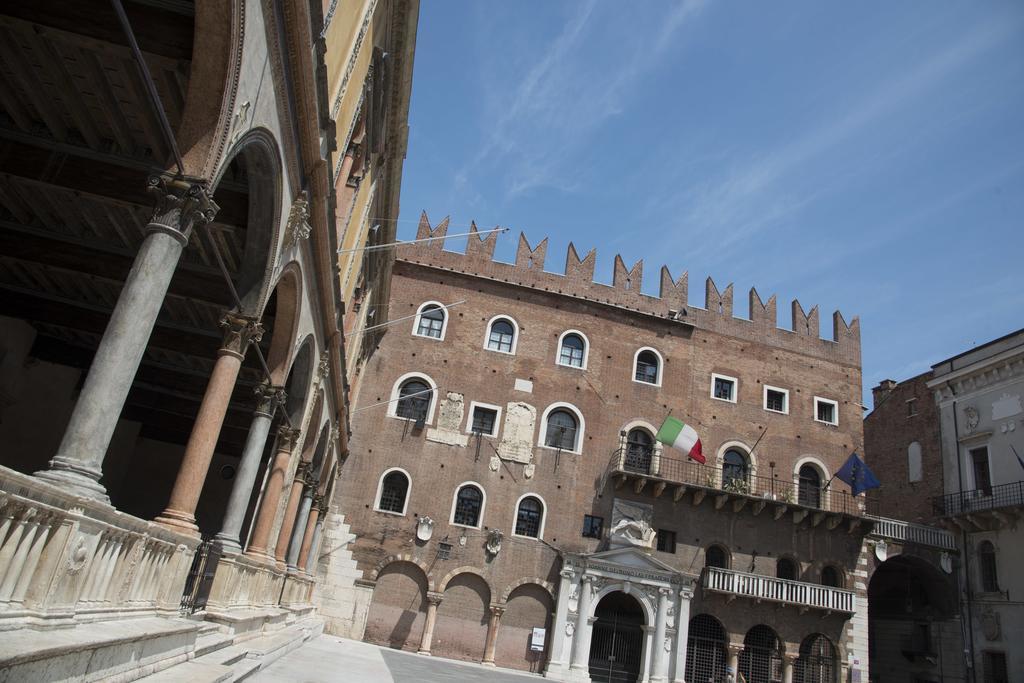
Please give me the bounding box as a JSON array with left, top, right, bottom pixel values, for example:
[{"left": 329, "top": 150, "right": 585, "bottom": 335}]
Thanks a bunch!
[
  {"left": 180, "top": 538, "right": 220, "bottom": 614},
  {"left": 589, "top": 610, "right": 644, "bottom": 683}
]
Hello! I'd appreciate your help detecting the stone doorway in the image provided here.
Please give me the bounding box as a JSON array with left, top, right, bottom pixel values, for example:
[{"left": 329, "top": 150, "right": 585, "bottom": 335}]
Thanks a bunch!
[{"left": 588, "top": 591, "right": 645, "bottom": 683}]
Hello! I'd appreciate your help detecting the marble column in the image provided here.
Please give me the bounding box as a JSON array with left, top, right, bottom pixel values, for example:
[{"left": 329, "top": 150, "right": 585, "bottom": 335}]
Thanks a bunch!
[
  {"left": 671, "top": 588, "right": 693, "bottom": 683},
  {"left": 418, "top": 591, "right": 444, "bottom": 655},
  {"left": 482, "top": 604, "right": 505, "bottom": 666},
  {"left": 37, "top": 175, "right": 217, "bottom": 501},
  {"left": 285, "top": 485, "right": 315, "bottom": 570},
  {"left": 245, "top": 427, "right": 301, "bottom": 560},
  {"left": 569, "top": 575, "right": 594, "bottom": 673},
  {"left": 651, "top": 587, "right": 671, "bottom": 683},
  {"left": 547, "top": 569, "right": 575, "bottom": 671},
  {"left": 214, "top": 383, "right": 284, "bottom": 553},
  {"left": 275, "top": 460, "right": 313, "bottom": 566},
  {"left": 782, "top": 654, "right": 796, "bottom": 683},
  {"left": 726, "top": 642, "right": 742, "bottom": 683},
  {"left": 639, "top": 625, "right": 654, "bottom": 683},
  {"left": 155, "top": 313, "right": 263, "bottom": 534},
  {"left": 295, "top": 495, "right": 322, "bottom": 572}
]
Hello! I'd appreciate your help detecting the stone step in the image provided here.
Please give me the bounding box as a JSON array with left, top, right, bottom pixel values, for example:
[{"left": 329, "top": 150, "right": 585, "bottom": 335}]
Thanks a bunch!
[{"left": 129, "top": 661, "right": 233, "bottom": 683}]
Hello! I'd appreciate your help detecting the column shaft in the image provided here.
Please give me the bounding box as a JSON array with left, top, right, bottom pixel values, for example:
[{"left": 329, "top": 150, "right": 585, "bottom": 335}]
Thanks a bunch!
[
  {"left": 245, "top": 428, "right": 300, "bottom": 560},
  {"left": 418, "top": 593, "right": 443, "bottom": 655},
  {"left": 286, "top": 488, "right": 314, "bottom": 570},
  {"left": 782, "top": 656, "right": 795, "bottom": 683},
  {"left": 214, "top": 384, "right": 283, "bottom": 553},
  {"left": 155, "top": 314, "right": 262, "bottom": 534},
  {"left": 727, "top": 644, "right": 741, "bottom": 683},
  {"left": 569, "top": 576, "right": 594, "bottom": 671},
  {"left": 274, "top": 461, "right": 311, "bottom": 565},
  {"left": 482, "top": 605, "right": 504, "bottom": 665},
  {"left": 651, "top": 588, "right": 670, "bottom": 682},
  {"left": 37, "top": 176, "right": 216, "bottom": 500},
  {"left": 672, "top": 589, "right": 693, "bottom": 683},
  {"left": 548, "top": 570, "right": 574, "bottom": 668},
  {"left": 295, "top": 501, "right": 321, "bottom": 572}
]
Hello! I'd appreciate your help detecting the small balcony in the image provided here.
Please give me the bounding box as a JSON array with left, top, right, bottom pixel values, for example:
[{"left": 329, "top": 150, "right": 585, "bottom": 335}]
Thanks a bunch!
[
  {"left": 864, "top": 515, "right": 957, "bottom": 551},
  {"left": 606, "top": 447, "right": 871, "bottom": 527},
  {"left": 932, "top": 480, "right": 1024, "bottom": 531},
  {"left": 702, "top": 566, "right": 856, "bottom": 615}
]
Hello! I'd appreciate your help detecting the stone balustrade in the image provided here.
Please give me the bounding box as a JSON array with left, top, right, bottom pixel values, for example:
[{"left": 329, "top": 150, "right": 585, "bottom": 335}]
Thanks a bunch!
[
  {"left": 865, "top": 514, "right": 956, "bottom": 551},
  {"left": 0, "top": 466, "right": 198, "bottom": 629},
  {"left": 280, "top": 571, "right": 315, "bottom": 609},
  {"left": 205, "top": 552, "right": 287, "bottom": 613},
  {"left": 702, "top": 566, "right": 856, "bottom": 614}
]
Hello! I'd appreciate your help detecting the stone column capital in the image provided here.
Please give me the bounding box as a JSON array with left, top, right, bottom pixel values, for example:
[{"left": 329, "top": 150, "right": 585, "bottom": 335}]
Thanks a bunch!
[
  {"left": 490, "top": 604, "right": 506, "bottom": 617},
  {"left": 276, "top": 427, "right": 301, "bottom": 453},
  {"left": 727, "top": 642, "right": 744, "bottom": 656},
  {"left": 219, "top": 313, "right": 264, "bottom": 359},
  {"left": 426, "top": 591, "right": 444, "bottom": 606},
  {"left": 253, "top": 382, "right": 285, "bottom": 417},
  {"left": 559, "top": 569, "right": 575, "bottom": 581},
  {"left": 146, "top": 174, "right": 218, "bottom": 246},
  {"left": 580, "top": 574, "right": 594, "bottom": 584},
  {"left": 658, "top": 586, "right": 673, "bottom": 597},
  {"left": 317, "top": 351, "right": 331, "bottom": 381}
]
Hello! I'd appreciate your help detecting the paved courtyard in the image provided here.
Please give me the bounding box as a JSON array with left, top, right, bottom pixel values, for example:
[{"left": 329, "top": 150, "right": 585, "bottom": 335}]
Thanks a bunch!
[{"left": 252, "top": 636, "right": 544, "bottom": 683}]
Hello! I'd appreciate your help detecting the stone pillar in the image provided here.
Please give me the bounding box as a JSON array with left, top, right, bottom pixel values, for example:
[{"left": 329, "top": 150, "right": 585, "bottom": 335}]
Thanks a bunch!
[
  {"left": 275, "top": 460, "right": 313, "bottom": 565},
  {"left": 214, "top": 383, "right": 284, "bottom": 553},
  {"left": 651, "top": 587, "right": 671, "bottom": 683},
  {"left": 782, "top": 654, "right": 796, "bottom": 683},
  {"left": 671, "top": 588, "right": 693, "bottom": 683},
  {"left": 155, "top": 313, "right": 263, "bottom": 535},
  {"left": 295, "top": 495, "right": 322, "bottom": 572},
  {"left": 547, "top": 569, "right": 575, "bottom": 672},
  {"left": 482, "top": 604, "right": 505, "bottom": 666},
  {"left": 726, "top": 642, "right": 742, "bottom": 683},
  {"left": 36, "top": 176, "right": 217, "bottom": 500},
  {"left": 639, "top": 624, "right": 654, "bottom": 683},
  {"left": 245, "top": 427, "right": 301, "bottom": 560},
  {"left": 418, "top": 592, "right": 443, "bottom": 655},
  {"left": 569, "top": 575, "right": 594, "bottom": 673},
  {"left": 286, "top": 485, "right": 315, "bottom": 570}
]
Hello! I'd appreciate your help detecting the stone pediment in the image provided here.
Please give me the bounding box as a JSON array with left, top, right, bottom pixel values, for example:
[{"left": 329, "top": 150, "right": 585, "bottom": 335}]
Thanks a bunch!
[
  {"left": 587, "top": 547, "right": 678, "bottom": 573},
  {"left": 564, "top": 547, "right": 696, "bottom": 588}
]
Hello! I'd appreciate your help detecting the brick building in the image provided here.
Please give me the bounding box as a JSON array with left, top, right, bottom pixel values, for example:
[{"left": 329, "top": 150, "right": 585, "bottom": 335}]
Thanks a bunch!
[{"left": 323, "top": 214, "right": 914, "bottom": 683}]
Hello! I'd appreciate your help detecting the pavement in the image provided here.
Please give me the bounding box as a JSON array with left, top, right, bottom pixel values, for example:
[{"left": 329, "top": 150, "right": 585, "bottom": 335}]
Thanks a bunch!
[{"left": 251, "top": 635, "right": 545, "bottom": 683}]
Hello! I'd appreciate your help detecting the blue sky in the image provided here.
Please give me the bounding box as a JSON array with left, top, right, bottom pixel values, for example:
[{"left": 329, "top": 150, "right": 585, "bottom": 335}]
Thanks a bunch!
[{"left": 393, "top": 2, "right": 1024, "bottom": 408}]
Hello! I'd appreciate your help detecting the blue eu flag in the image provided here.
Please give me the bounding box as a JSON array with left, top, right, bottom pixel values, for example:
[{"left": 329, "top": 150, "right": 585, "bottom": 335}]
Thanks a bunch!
[{"left": 834, "top": 453, "right": 880, "bottom": 497}]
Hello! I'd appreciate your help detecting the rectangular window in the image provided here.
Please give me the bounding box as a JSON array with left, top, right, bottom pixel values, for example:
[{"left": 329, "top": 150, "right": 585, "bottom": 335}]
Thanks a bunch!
[
  {"left": 906, "top": 398, "right": 918, "bottom": 417},
  {"left": 437, "top": 542, "right": 453, "bottom": 561},
  {"left": 656, "top": 529, "right": 677, "bottom": 554},
  {"left": 764, "top": 386, "right": 788, "bottom": 414},
  {"left": 711, "top": 373, "right": 737, "bottom": 403},
  {"left": 814, "top": 397, "right": 838, "bottom": 425},
  {"left": 582, "top": 515, "right": 604, "bottom": 539},
  {"left": 470, "top": 406, "right": 498, "bottom": 436},
  {"left": 971, "top": 447, "right": 992, "bottom": 495},
  {"left": 983, "top": 651, "right": 1008, "bottom": 683}
]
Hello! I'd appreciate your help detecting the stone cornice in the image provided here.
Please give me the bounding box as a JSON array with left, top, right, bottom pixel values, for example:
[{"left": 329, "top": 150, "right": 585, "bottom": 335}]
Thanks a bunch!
[{"left": 928, "top": 349, "right": 1024, "bottom": 403}]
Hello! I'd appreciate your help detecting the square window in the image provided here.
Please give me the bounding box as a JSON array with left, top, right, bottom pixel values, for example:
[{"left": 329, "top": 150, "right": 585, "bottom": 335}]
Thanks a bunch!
[
  {"left": 983, "top": 651, "right": 1008, "bottom": 683},
  {"left": 711, "top": 373, "right": 737, "bottom": 403},
  {"left": 656, "top": 529, "right": 677, "bottom": 554},
  {"left": 471, "top": 406, "right": 498, "bottom": 436},
  {"left": 764, "top": 386, "right": 788, "bottom": 414},
  {"left": 814, "top": 397, "right": 838, "bottom": 425},
  {"left": 582, "top": 515, "right": 604, "bottom": 539},
  {"left": 437, "top": 542, "right": 453, "bottom": 561}
]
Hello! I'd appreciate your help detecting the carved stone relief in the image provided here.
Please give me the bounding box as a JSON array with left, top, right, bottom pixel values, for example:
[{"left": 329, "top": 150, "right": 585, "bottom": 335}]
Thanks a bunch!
[{"left": 497, "top": 402, "right": 537, "bottom": 463}]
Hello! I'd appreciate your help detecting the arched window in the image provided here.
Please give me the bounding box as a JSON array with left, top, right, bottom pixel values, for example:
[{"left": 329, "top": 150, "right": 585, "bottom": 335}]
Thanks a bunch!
[
  {"left": 376, "top": 470, "right": 409, "bottom": 514},
  {"left": 821, "top": 565, "right": 841, "bottom": 588},
  {"left": 705, "top": 545, "right": 728, "bottom": 569},
  {"left": 686, "top": 614, "right": 727, "bottom": 682},
  {"left": 979, "top": 541, "right": 999, "bottom": 592},
  {"left": 634, "top": 348, "right": 661, "bottom": 385},
  {"left": 722, "top": 449, "right": 750, "bottom": 492},
  {"left": 452, "top": 484, "right": 484, "bottom": 527},
  {"left": 798, "top": 464, "right": 822, "bottom": 508},
  {"left": 514, "top": 496, "right": 544, "bottom": 538},
  {"left": 739, "top": 625, "right": 783, "bottom": 683},
  {"left": 557, "top": 331, "right": 587, "bottom": 368},
  {"left": 777, "top": 558, "right": 798, "bottom": 581},
  {"left": 624, "top": 428, "right": 654, "bottom": 474},
  {"left": 396, "top": 379, "right": 431, "bottom": 421},
  {"left": 486, "top": 317, "right": 517, "bottom": 353},
  {"left": 543, "top": 407, "right": 580, "bottom": 451},
  {"left": 794, "top": 634, "right": 836, "bottom": 683},
  {"left": 414, "top": 302, "right": 446, "bottom": 339},
  {"left": 907, "top": 441, "right": 923, "bottom": 483}
]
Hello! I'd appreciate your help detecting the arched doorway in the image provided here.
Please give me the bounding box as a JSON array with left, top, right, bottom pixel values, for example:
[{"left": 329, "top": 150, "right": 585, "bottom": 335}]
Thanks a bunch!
[
  {"left": 794, "top": 634, "right": 836, "bottom": 683},
  {"left": 739, "top": 625, "right": 784, "bottom": 683},
  {"left": 589, "top": 591, "right": 645, "bottom": 683}
]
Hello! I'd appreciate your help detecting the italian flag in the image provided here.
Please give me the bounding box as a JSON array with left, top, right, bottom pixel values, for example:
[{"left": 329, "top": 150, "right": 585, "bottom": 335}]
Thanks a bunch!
[{"left": 655, "top": 416, "right": 704, "bottom": 464}]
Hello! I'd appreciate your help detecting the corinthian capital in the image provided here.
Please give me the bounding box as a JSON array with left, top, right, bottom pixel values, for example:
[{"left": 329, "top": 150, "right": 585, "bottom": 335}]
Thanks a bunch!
[
  {"left": 219, "top": 313, "right": 264, "bottom": 359},
  {"left": 276, "top": 426, "right": 301, "bottom": 453},
  {"left": 253, "top": 382, "right": 286, "bottom": 417},
  {"left": 146, "top": 174, "right": 219, "bottom": 245}
]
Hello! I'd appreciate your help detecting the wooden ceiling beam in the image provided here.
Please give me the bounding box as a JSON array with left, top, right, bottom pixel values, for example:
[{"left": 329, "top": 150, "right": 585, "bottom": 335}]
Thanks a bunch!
[
  {"left": 0, "top": 26, "right": 68, "bottom": 142},
  {"left": 80, "top": 47, "right": 137, "bottom": 155}
]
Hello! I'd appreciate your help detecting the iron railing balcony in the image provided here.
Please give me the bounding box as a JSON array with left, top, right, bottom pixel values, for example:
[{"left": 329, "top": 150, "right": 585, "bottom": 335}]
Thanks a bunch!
[
  {"left": 607, "top": 446, "right": 873, "bottom": 518},
  {"left": 932, "top": 480, "right": 1024, "bottom": 518},
  {"left": 701, "top": 566, "right": 856, "bottom": 615},
  {"left": 864, "top": 515, "right": 957, "bottom": 551}
]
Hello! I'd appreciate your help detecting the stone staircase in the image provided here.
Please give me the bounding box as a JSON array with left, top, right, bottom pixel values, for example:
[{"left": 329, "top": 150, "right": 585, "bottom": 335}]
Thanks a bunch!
[{"left": 314, "top": 515, "right": 372, "bottom": 638}]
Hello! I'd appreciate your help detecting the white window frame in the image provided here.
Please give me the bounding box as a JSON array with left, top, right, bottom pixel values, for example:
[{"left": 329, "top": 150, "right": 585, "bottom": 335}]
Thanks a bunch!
[
  {"left": 556, "top": 329, "right": 590, "bottom": 370},
  {"left": 483, "top": 315, "right": 519, "bottom": 355},
  {"left": 386, "top": 372, "right": 439, "bottom": 425},
  {"left": 449, "top": 481, "right": 487, "bottom": 529},
  {"left": 373, "top": 467, "right": 411, "bottom": 516},
  {"left": 632, "top": 347, "right": 663, "bottom": 387},
  {"left": 537, "top": 401, "right": 585, "bottom": 454},
  {"left": 465, "top": 401, "right": 503, "bottom": 437},
  {"left": 763, "top": 384, "right": 789, "bottom": 414},
  {"left": 412, "top": 300, "right": 449, "bottom": 341},
  {"left": 710, "top": 373, "right": 738, "bottom": 403},
  {"left": 511, "top": 492, "right": 547, "bottom": 540},
  {"left": 814, "top": 396, "right": 839, "bottom": 426}
]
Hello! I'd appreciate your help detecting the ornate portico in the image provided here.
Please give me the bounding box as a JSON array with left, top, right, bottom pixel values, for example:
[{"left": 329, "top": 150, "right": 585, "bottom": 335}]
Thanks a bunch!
[{"left": 546, "top": 547, "right": 697, "bottom": 683}]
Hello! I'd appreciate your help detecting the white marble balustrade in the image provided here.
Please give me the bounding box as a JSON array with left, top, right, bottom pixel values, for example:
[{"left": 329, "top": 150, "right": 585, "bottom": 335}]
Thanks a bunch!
[
  {"left": 703, "top": 566, "right": 856, "bottom": 614},
  {"left": 864, "top": 515, "right": 956, "bottom": 550}
]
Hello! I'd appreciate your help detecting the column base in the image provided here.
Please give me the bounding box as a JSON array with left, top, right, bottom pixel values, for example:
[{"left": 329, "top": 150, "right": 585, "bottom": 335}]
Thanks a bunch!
[
  {"left": 416, "top": 649, "right": 432, "bottom": 656},
  {"left": 481, "top": 661, "right": 495, "bottom": 667},
  {"left": 212, "top": 533, "right": 243, "bottom": 554},
  {"left": 153, "top": 508, "right": 200, "bottom": 537},
  {"left": 34, "top": 457, "right": 110, "bottom": 503}
]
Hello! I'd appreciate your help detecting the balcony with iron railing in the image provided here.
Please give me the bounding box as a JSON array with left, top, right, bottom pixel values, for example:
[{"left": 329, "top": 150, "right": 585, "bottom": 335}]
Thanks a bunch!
[
  {"left": 702, "top": 566, "right": 856, "bottom": 615},
  {"left": 932, "top": 480, "right": 1024, "bottom": 530}
]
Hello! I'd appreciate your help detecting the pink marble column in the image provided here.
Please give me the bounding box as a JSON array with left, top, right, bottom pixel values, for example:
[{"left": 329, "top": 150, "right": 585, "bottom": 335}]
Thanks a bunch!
[
  {"left": 418, "top": 592, "right": 444, "bottom": 655},
  {"left": 155, "top": 313, "right": 262, "bottom": 535},
  {"left": 245, "top": 427, "right": 300, "bottom": 560},
  {"left": 481, "top": 604, "right": 505, "bottom": 666},
  {"left": 274, "top": 460, "right": 313, "bottom": 566}
]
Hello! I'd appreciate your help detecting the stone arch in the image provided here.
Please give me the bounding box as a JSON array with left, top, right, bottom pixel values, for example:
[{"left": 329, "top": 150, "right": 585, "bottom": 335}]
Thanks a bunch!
[
  {"left": 500, "top": 577, "right": 555, "bottom": 604},
  {"left": 370, "top": 554, "right": 434, "bottom": 590},
  {"left": 588, "top": 583, "right": 657, "bottom": 626},
  {"left": 283, "top": 334, "right": 315, "bottom": 424},
  {"left": 793, "top": 455, "right": 831, "bottom": 508},
  {"left": 177, "top": 0, "right": 242, "bottom": 180},
  {"left": 495, "top": 582, "right": 555, "bottom": 672},
  {"left": 364, "top": 559, "right": 431, "bottom": 652},
  {"left": 437, "top": 566, "right": 490, "bottom": 593},
  {"left": 262, "top": 263, "right": 303, "bottom": 385},
  {"left": 435, "top": 571, "right": 492, "bottom": 662},
  {"left": 715, "top": 439, "right": 758, "bottom": 483}
]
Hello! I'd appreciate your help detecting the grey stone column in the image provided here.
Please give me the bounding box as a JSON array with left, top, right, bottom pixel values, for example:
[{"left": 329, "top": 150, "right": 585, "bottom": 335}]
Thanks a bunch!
[
  {"left": 569, "top": 575, "right": 594, "bottom": 673},
  {"left": 304, "top": 505, "right": 326, "bottom": 574},
  {"left": 37, "top": 176, "right": 217, "bottom": 501},
  {"left": 286, "top": 484, "right": 315, "bottom": 570},
  {"left": 214, "top": 383, "right": 285, "bottom": 553}
]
